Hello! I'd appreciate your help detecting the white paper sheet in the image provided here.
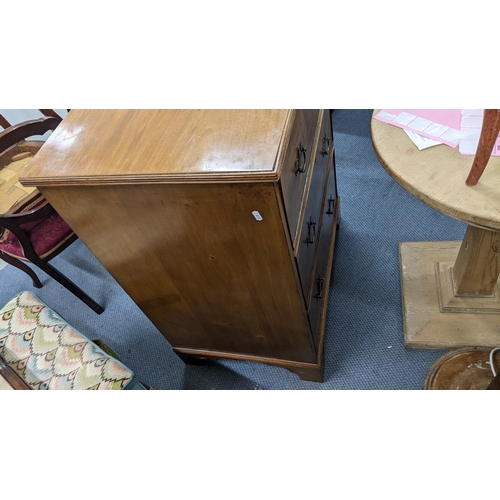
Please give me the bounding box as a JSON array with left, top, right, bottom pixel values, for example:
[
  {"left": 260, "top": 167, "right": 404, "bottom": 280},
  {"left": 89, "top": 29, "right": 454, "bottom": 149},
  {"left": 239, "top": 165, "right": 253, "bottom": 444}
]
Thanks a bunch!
[
  {"left": 374, "top": 109, "right": 461, "bottom": 148},
  {"left": 403, "top": 129, "right": 443, "bottom": 150}
]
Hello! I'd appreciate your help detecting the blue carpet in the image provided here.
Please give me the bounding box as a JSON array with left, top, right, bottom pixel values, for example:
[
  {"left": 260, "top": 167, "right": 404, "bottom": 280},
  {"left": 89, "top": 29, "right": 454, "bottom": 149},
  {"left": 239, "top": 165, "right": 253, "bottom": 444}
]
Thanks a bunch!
[{"left": 0, "top": 109, "right": 467, "bottom": 389}]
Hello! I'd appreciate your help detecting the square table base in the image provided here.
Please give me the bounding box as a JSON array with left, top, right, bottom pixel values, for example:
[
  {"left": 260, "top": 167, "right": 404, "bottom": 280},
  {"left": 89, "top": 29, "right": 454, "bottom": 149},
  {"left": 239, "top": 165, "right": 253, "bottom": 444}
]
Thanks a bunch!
[{"left": 399, "top": 241, "right": 500, "bottom": 349}]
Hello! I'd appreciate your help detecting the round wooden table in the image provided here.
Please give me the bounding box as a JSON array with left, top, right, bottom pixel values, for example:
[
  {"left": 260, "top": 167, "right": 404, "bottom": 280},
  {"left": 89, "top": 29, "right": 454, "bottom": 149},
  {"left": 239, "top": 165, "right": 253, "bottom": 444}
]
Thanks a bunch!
[{"left": 371, "top": 111, "right": 500, "bottom": 349}]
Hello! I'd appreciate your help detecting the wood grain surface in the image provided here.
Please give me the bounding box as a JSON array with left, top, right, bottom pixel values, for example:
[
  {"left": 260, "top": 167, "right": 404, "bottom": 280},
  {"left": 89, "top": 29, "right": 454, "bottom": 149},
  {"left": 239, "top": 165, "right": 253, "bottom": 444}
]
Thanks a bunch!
[
  {"left": 295, "top": 110, "right": 332, "bottom": 305},
  {"left": 21, "top": 109, "right": 290, "bottom": 186},
  {"left": 453, "top": 225, "right": 500, "bottom": 295},
  {"left": 20, "top": 109, "right": 339, "bottom": 380},
  {"left": 423, "top": 347, "right": 500, "bottom": 389},
  {"left": 371, "top": 110, "right": 500, "bottom": 231},
  {"left": 278, "top": 109, "right": 320, "bottom": 240},
  {"left": 399, "top": 241, "right": 500, "bottom": 348},
  {"left": 40, "top": 182, "right": 316, "bottom": 362}
]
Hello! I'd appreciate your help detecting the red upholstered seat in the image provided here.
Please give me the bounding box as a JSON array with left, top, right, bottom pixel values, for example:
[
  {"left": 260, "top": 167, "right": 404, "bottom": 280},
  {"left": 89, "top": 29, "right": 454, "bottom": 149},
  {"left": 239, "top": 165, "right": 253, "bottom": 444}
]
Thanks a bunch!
[{"left": 0, "top": 211, "right": 74, "bottom": 260}]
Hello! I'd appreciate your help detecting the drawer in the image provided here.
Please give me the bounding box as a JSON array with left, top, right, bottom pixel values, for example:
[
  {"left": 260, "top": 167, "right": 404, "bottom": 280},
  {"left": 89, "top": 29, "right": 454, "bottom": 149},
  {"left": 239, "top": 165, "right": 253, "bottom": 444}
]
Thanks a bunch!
[
  {"left": 308, "top": 157, "right": 339, "bottom": 350},
  {"left": 296, "top": 110, "right": 333, "bottom": 305},
  {"left": 279, "top": 109, "right": 320, "bottom": 241}
]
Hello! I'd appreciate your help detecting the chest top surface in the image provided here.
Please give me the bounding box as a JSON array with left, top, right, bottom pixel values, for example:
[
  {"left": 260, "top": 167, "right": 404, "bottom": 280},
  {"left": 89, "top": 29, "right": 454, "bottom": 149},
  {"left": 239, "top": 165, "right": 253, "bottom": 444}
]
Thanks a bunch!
[{"left": 21, "top": 109, "right": 291, "bottom": 186}]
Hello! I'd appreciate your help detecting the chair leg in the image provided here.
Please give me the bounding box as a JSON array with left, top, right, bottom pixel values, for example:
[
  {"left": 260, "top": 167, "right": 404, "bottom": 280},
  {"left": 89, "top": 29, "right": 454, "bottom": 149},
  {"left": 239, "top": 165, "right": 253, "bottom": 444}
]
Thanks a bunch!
[
  {"left": 31, "top": 258, "right": 104, "bottom": 315},
  {"left": 0, "top": 251, "right": 43, "bottom": 288},
  {"left": 465, "top": 109, "right": 500, "bottom": 186}
]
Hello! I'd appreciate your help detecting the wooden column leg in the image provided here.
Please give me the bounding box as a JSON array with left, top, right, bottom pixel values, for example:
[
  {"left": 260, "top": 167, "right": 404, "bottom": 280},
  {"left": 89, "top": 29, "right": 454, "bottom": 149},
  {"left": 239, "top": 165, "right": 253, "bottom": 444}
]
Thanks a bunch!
[{"left": 453, "top": 225, "right": 500, "bottom": 296}]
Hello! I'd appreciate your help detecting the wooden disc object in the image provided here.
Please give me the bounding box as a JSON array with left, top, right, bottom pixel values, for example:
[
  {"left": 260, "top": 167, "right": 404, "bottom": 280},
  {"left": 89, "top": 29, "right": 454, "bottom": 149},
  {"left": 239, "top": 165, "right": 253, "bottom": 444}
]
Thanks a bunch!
[
  {"left": 423, "top": 347, "right": 500, "bottom": 389},
  {"left": 422, "top": 347, "right": 500, "bottom": 390},
  {"left": 371, "top": 110, "right": 500, "bottom": 232}
]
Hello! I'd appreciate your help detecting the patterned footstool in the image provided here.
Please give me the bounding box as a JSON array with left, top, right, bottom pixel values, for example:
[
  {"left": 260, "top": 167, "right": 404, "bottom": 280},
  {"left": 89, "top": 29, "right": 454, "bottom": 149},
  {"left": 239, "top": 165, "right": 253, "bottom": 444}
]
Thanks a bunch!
[{"left": 0, "top": 291, "right": 145, "bottom": 390}]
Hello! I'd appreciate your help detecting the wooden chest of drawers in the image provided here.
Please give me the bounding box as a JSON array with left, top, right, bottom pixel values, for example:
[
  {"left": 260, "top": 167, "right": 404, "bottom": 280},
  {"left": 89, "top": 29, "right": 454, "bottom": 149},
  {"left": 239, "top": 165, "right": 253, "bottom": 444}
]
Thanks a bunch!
[{"left": 21, "top": 109, "right": 339, "bottom": 381}]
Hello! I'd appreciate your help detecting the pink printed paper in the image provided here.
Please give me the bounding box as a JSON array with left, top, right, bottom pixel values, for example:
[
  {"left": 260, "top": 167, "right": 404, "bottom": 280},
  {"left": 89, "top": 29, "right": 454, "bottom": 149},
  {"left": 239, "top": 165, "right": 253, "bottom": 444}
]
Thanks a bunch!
[
  {"left": 374, "top": 109, "right": 462, "bottom": 148},
  {"left": 459, "top": 109, "right": 500, "bottom": 156}
]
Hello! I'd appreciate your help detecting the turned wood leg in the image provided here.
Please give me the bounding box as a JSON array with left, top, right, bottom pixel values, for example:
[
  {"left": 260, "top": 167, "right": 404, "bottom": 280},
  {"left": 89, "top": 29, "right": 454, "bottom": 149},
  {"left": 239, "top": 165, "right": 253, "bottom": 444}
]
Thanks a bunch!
[
  {"left": 465, "top": 109, "right": 500, "bottom": 186},
  {"left": 453, "top": 225, "right": 500, "bottom": 296}
]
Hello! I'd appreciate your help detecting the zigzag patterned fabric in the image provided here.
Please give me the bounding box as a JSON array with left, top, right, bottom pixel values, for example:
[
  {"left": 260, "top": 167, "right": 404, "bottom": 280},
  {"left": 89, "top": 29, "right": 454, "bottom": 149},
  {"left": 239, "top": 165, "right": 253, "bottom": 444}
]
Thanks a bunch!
[{"left": 0, "top": 292, "right": 134, "bottom": 390}]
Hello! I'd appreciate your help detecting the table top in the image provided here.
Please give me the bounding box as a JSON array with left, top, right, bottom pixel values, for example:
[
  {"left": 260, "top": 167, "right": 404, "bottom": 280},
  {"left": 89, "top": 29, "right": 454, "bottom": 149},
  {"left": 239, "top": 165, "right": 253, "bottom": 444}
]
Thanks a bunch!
[
  {"left": 21, "top": 109, "right": 291, "bottom": 187},
  {"left": 371, "top": 110, "right": 500, "bottom": 231}
]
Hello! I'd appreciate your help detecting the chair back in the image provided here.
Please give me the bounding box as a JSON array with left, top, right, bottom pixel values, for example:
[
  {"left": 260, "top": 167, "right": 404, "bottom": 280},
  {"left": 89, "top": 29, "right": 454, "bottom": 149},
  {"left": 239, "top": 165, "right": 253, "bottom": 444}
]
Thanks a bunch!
[{"left": 0, "top": 116, "right": 61, "bottom": 216}]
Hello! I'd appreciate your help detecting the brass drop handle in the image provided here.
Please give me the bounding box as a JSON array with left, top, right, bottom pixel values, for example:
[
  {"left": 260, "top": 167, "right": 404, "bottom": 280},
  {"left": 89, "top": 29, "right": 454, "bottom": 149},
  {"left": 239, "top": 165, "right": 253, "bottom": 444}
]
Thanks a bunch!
[
  {"left": 321, "top": 135, "right": 330, "bottom": 156},
  {"left": 295, "top": 143, "right": 308, "bottom": 175},
  {"left": 306, "top": 217, "right": 316, "bottom": 246},
  {"left": 326, "top": 195, "right": 335, "bottom": 215},
  {"left": 314, "top": 275, "right": 325, "bottom": 300}
]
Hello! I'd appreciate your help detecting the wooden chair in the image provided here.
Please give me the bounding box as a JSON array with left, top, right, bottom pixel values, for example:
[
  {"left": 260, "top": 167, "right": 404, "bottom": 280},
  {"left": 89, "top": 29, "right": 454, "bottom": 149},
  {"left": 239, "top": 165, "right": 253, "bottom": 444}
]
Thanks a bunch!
[
  {"left": 465, "top": 109, "right": 500, "bottom": 186},
  {"left": 0, "top": 114, "right": 11, "bottom": 130},
  {"left": 0, "top": 116, "right": 104, "bottom": 314},
  {"left": 0, "top": 109, "right": 64, "bottom": 131}
]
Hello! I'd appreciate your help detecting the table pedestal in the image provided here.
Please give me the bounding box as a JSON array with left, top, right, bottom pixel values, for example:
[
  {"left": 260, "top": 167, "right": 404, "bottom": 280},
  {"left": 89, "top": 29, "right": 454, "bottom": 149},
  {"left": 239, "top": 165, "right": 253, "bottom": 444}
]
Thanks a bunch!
[{"left": 400, "top": 225, "right": 500, "bottom": 349}]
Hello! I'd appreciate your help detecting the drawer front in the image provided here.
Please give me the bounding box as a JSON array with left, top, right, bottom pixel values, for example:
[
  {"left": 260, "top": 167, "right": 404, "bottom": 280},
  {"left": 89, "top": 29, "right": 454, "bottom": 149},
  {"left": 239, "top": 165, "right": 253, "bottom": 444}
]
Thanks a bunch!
[
  {"left": 280, "top": 109, "right": 320, "bottom": 241},
  {"left": 296, "top": 110, "right": 333, "bottom": 305},
  {"left": 308, "top": 156, "right": 338, "bottom": 350}
]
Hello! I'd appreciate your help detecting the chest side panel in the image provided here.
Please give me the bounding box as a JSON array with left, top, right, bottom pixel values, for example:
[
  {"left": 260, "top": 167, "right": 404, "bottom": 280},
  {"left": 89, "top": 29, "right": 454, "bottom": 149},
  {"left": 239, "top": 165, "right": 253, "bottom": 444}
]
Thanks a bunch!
[{"left": 40, "top": 182, "right": 315, "bottom": 363}]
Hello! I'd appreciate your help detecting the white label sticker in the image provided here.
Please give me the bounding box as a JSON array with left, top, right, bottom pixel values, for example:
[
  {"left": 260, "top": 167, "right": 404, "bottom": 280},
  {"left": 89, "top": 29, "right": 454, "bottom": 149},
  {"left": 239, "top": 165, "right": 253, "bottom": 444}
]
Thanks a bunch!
[{"left": 252, "top": 211, "right": 263, "bottom": 221}]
